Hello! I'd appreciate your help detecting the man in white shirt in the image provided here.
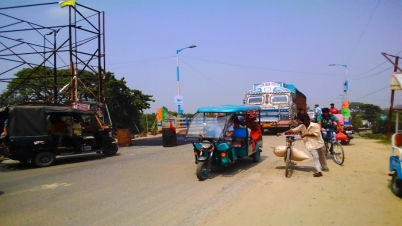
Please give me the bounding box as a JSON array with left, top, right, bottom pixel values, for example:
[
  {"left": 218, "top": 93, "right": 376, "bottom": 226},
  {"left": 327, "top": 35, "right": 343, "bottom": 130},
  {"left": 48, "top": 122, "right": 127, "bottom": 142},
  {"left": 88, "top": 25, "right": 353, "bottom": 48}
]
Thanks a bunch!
[{"left": 279, "top": 113, "right": 328, "bottom": 177}]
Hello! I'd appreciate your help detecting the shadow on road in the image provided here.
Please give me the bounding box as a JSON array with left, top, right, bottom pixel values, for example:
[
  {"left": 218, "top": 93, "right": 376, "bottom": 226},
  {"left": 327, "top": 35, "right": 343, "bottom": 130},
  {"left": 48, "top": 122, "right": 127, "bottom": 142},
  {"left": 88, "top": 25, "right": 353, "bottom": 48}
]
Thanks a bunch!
[
  {"left": 130, "top": 135, "right": 193, "bottom": 147},
  {"left": 199, "top": 155, "right": 269, "bottom": 180},
  {"left": 275, "top": 165, "right": 316, "bottom": 177},
  {"left": 0, "top": 153, "right": 113, "bottom": 172}
]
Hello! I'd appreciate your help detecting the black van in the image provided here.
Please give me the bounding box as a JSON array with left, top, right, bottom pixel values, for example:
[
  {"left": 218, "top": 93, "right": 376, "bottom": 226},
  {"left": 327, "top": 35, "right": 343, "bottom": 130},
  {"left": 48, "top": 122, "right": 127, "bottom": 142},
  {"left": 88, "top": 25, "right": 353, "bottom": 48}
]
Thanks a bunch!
[{"left": 0, "top": 105, "right": 118, "bottom": 167}]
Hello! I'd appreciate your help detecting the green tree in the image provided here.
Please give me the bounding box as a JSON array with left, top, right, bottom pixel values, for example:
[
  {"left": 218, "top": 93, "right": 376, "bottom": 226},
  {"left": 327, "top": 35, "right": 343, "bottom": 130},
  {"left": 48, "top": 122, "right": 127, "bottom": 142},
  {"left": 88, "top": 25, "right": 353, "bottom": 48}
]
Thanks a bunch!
[
  {"left": 350, "top": 112, "right": 362, "bottom": 130},
  {"left": 104, "top": 72, "right": 154, "bottom": 132},
  {"left": 0, "top": 66, "right": 98, "bottom": 104},
  {"left": 140, "top": 113, "right": 157, "bottom": 133},
  {"left": 1, "top": 67, "right": 155, "bottom": 132},
  {"left": 349, "top": 102, "right": 383, "bottom": 121}
]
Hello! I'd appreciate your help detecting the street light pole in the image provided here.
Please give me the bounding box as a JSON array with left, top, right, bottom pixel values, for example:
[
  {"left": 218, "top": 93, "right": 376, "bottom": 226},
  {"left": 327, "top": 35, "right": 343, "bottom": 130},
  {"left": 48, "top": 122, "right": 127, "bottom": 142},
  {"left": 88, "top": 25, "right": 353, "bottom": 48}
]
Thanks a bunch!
[
  {"left": 176, "top": 45, "right": 196, "bottom": 115},
  {"left": 329, "top": 64, "right": 348, "bottom": 101},
  {"left": 329, "top": 63, "right": 349, "bottom": 125}
]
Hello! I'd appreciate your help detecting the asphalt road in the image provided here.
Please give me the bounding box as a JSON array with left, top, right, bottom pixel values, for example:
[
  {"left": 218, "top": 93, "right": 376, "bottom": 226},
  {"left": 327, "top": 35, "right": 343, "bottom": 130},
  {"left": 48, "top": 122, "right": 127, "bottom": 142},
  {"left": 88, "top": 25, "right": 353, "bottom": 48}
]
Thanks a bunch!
[{"left": 0, "top": 134, "right": 401, "bottom": 226}]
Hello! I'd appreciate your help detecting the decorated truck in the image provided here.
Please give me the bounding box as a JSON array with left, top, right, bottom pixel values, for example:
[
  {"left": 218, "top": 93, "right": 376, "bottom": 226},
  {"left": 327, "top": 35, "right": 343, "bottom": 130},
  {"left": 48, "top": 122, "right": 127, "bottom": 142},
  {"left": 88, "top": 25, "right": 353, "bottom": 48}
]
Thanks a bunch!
[{"left": 244, "top": 82, "right": 306, "bottom": 131}]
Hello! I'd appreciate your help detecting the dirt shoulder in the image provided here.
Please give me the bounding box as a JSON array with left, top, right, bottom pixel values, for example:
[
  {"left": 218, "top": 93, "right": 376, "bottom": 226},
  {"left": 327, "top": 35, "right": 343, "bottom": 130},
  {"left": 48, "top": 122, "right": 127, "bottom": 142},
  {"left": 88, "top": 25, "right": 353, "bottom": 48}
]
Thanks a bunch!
[{"left": 201, "top": 136, "right": 402, "bottom": 225}]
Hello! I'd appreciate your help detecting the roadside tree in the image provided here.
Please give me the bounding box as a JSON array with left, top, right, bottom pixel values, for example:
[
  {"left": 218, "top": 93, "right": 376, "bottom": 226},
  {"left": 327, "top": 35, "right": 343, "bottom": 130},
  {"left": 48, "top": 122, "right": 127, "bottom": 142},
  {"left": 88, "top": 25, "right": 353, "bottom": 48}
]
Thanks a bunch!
[{"left": 0, "top": 67, "right": 154, "bottom": 132}]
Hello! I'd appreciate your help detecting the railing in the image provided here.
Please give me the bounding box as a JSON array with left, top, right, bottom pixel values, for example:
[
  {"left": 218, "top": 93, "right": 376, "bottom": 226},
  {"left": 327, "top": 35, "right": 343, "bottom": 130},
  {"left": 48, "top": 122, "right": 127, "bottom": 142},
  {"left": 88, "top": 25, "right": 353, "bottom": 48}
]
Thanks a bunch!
[{"left": 157, "top": 117, "right": 189, "bottom": 132}]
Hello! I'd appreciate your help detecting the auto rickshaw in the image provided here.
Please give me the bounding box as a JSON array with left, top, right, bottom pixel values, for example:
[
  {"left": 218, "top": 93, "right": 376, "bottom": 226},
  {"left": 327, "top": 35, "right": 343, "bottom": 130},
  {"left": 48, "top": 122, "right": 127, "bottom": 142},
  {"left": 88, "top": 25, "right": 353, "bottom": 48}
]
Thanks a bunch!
[
  {"left": 185, "top": 105, "right": 262, "bottom": 181},
  {"left": 0, "top": 105, "right": 118, "bottom": 167},
  {"left": 390, "top": 105, "right": 402, "bottom": 197}
]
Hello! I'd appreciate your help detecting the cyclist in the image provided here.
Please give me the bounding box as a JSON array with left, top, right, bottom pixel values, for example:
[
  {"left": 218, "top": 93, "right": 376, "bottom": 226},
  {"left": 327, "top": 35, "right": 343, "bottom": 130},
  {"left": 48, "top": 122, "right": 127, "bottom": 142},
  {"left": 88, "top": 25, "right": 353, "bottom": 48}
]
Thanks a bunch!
[
  {"left": 279, "top": 113, "right": 327, "bottom": 177},
  {"left": 317, "top": 107, "right": 342, "bottom": 144}
]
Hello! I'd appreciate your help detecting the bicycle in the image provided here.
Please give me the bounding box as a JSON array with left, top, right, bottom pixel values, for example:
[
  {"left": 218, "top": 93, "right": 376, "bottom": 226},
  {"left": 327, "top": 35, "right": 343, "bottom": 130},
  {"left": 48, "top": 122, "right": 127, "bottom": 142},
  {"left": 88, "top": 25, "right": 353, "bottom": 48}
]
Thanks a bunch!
[
  {"left": 322, "top": 130, "right": 345, "bottom": 165},
  {"left": 279, "top": 133, "right": 301, "bottom": 178}
]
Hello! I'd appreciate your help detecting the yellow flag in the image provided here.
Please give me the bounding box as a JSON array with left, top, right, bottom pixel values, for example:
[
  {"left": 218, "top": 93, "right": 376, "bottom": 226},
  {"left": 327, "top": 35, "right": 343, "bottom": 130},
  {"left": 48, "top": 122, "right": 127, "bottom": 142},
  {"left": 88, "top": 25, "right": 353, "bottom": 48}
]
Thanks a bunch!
[{"left": 59, "top": 0, "right": 76, "bottom": 8}]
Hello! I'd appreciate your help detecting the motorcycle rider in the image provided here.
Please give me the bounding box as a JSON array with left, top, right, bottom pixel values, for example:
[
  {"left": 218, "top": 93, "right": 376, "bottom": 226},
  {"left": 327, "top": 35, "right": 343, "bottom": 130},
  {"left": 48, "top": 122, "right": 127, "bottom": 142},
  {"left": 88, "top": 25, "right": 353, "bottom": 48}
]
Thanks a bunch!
[{"left": 329, "top": 103, "right": 339, "bottom": 115}]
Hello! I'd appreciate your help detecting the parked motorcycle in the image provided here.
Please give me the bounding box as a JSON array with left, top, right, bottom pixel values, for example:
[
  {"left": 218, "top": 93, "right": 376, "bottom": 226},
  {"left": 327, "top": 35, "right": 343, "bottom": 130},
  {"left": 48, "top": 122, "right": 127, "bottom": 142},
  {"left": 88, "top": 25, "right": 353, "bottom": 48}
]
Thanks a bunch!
[{"left": 340, "top": 125, "right": 354, "bottom": 145}]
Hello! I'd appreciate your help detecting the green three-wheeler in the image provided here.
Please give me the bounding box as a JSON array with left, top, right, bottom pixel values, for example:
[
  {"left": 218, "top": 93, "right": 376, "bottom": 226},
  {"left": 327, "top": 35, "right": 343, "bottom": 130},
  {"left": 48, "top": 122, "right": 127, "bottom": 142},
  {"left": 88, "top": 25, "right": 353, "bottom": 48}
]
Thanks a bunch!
[{"left": 185, "top": 105, "right": 262, "bottom": 181}]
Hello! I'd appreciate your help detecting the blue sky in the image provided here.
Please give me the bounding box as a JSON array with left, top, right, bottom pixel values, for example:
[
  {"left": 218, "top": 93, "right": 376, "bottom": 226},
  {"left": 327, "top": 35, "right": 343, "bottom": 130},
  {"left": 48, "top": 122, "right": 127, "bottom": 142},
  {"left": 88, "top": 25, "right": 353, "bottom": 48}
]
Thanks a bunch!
[{"left": 1, "top": 0, "right": 401, "bottom": 114}]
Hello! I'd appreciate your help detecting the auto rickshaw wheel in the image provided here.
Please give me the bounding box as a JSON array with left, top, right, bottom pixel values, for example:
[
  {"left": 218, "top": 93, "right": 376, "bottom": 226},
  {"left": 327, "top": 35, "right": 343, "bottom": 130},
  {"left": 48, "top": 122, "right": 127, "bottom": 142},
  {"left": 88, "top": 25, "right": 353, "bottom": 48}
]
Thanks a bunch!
[
  {"left": 33, "top": 151, "right": 55, "bottom": 167},
  {"left": 391, "top": 172, "right": 402, "bottom": 197},
  {"left": 196, "top": 161, "right": 209, "bottom": 181},
  {"left": 102, "top": 143, "right": 118, "bottom": 156},
  {"left": 252, "top": 148, "right": 261, "bottom": 162}
]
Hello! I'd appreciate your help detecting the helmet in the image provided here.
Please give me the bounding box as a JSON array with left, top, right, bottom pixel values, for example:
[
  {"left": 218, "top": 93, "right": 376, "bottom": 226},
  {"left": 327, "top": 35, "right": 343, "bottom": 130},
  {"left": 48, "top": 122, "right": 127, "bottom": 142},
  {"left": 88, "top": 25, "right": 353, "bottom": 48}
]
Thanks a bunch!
[{"left": 330, "top": 108, "right": 338, "bottom": 114}]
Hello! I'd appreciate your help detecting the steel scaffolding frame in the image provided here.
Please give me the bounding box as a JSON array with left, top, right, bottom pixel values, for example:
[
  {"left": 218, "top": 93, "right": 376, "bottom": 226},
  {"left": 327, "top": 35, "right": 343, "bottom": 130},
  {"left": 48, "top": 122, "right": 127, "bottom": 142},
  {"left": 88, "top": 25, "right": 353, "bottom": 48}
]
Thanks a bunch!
[{"left": 0, "top": 1, "right": 106, "bottom": 106}]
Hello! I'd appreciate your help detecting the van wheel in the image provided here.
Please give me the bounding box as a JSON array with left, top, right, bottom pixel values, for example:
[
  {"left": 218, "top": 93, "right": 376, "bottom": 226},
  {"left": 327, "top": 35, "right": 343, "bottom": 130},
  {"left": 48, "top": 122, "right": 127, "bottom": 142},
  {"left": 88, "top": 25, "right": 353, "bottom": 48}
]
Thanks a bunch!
[
  {"left": 33, "top": 152, "right": 55, "bottom": 167},
  {"left": 102, "top": 143, "right": 118, "bottom": 156}
]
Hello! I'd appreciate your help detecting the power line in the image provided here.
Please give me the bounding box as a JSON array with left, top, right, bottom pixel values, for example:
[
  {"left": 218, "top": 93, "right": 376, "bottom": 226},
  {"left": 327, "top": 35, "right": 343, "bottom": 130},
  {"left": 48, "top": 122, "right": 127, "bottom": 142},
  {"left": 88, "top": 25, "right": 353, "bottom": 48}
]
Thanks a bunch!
[
  {"left": 351, "top": 66, "right": 393, "bottom": 80},
  {"left": 179, "top": 59, "right": 241, "bottom": 95},
  {"left": 351, "top": 85, "right": 388, "bottom": 101},
  {"left": 181, "top": 56, "right": 338, "bottom": 76},
  {"left": 107, "top": 56, "right": 173, "bottom": 66},
  {"left": 346, "top": 0, "right": 381, "bottom": 64},
  {"left": 350, "top": 50, "right": 402, "bottom": 77}
]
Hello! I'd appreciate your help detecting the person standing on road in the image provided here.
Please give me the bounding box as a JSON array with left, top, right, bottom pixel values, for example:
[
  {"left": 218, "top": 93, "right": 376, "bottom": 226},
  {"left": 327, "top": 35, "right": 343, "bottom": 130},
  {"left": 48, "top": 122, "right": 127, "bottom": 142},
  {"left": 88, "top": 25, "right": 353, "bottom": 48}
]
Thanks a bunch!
[
  {"left": 278, "top": 114, "right": 327, "bottom": 177},
  {"left": 314, "top": 104, "right": 322, "bottom": 122}
]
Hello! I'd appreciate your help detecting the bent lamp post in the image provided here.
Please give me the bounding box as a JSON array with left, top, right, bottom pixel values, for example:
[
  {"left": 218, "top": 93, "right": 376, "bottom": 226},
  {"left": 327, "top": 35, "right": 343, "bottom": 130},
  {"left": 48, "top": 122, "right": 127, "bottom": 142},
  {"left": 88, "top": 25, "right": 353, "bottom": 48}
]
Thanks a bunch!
[{"left": 176, "top": 45, "right": 196, "bottom": 115}]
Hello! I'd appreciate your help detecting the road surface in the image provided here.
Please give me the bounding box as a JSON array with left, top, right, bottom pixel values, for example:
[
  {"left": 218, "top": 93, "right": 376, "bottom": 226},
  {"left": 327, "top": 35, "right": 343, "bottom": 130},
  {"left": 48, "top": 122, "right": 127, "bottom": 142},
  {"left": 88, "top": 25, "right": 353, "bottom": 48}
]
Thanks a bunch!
[{"left": 0, "top": 135, "right": 401, "bottom": 225}]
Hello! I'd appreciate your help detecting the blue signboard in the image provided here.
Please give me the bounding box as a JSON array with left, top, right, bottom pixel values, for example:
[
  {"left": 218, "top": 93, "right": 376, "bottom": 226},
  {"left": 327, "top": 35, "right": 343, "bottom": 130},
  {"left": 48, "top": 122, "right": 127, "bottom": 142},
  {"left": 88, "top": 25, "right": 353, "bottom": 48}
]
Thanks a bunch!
[{"left": 174, "top": 95, "right": 183, "bottom": 105}]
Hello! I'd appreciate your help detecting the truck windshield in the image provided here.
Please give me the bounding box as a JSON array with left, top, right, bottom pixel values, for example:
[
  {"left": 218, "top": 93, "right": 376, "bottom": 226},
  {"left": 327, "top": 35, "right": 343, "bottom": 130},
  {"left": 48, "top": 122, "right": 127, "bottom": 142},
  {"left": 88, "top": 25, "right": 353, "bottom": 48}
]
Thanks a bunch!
[
  {"left": 270, "top": 95, "right": 288, "bottom": 104},
  {"left": 248, "top": 96, "right": 263, "bottom": 105}
]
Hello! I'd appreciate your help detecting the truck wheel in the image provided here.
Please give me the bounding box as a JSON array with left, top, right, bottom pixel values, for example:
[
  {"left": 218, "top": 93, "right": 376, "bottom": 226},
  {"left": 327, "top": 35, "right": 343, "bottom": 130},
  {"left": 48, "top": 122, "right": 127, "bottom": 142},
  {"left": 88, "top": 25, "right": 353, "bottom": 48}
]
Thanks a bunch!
[
  {"left": 102, "top": 143, "right": 118, "bottom": 156},
  {"left": 33, "top": 151, "right": 55, "bottom": 167}
]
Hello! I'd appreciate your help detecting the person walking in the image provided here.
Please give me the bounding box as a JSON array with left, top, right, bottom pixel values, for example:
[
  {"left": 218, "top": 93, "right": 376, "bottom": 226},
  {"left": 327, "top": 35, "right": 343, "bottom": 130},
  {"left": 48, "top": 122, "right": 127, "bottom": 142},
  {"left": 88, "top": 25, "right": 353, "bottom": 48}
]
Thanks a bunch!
[{"left": 278, "top": 114, "right": 328, "bottom": 177}]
